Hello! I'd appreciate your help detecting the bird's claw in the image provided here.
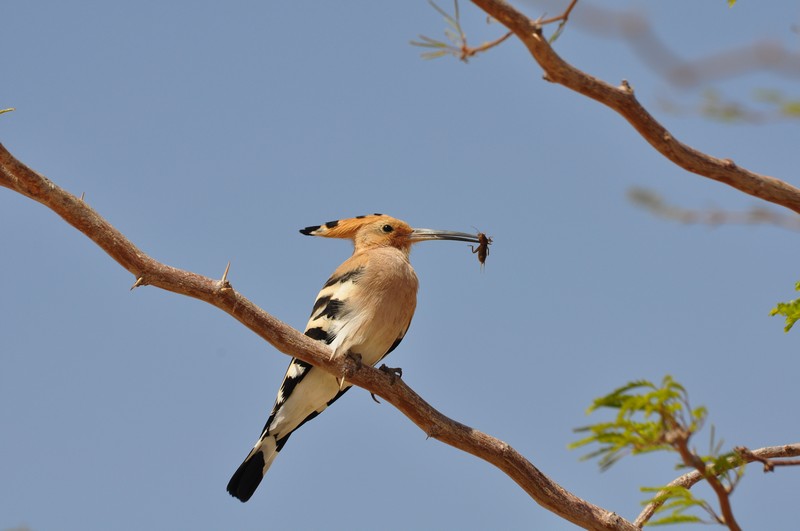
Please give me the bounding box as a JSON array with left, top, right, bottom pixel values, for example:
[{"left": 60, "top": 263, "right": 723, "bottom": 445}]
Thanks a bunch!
[
  {"left": 345, "top": 352, "right": 363, "bottom": 372},
  {"left": 371, "top": 365, "right": 402, "bottom": 403},
  {"left": 378, "top": 364, "right": 403, "bottom": 384}
]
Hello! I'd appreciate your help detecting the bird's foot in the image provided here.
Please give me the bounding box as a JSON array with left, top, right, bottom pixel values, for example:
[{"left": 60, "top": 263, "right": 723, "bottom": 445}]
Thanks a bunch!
[
  {"left": 344, "top": 351, "right": 363, "bottom": 372},
  {"left": 371, "top": 365, "right": 402, "bottom": 403},
  {"left": 378, "top": 364, "right": 403, "bottom": 383}
]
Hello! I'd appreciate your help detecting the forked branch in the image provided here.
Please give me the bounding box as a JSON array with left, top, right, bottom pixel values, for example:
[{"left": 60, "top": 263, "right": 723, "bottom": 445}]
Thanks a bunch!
[{"left": 636, "top": 444, "right": 800, "bottom": 527}]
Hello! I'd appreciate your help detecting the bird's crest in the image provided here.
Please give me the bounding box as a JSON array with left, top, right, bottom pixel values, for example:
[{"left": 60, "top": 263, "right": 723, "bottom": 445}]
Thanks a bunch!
[{"left": 300, "top": 213, "right": 390, "bottom": 239}]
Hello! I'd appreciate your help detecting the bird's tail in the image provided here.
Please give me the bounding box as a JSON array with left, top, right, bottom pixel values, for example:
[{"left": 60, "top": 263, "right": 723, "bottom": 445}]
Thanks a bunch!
[{"left": 226, "top": 433, "right": 280, "bottom": 502}]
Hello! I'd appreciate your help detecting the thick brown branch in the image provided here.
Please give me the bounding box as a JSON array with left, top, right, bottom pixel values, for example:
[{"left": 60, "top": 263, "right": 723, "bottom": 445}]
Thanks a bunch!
[
  {"left": 0, "top": 143, "right": 637, "bottom": 531},
  {"left": 635, "top": 443, "right": 800, "bottom": 527},
  {"left": 470, "top": 0, "right": 800, "bottom": 214}
]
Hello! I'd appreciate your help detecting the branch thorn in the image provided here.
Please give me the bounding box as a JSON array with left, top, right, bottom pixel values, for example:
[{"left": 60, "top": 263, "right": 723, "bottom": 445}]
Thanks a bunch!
[
  {"left": 130, "top": 276, "right": 145, "bottom": 291},
  {"left": 221, "top": 261, "right": 231, "bottom": 283},
  {"left": 620, "top": 79, "right": 634, "bottom": 94},
  {"left": 218, "top": 261, "right": 233, "bottom": 292}
]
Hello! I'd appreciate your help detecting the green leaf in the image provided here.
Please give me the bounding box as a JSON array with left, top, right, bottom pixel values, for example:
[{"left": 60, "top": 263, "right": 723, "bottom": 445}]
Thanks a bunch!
[
  {"left": 728, "top": 0, "right": 736, "bottom": 6},
  {"left": 412, "top": 0, "right": 466, "bottom": 62},
  {"left": 781, "top": 101, "right": 800, "bottom": 117},
  {"left": 549, "top": 21, "right": 566, "bottom": 44},
  {"left": 649, "top": 514, "right": 704, "bottom": 526},
  {"left": 410, "top": 36, "right": 450, "bottom": 49},
  {"left": 571, "top": 376, "right": 699, "bottom": 469},
  {"left": 641, "top": 485, "right": 716, "bottom": 526},
  {"left": 770, "top": 282, "right": 800, "bottom": 332},
  {"left": 0, "top": 107, "right": 15, "bottom": 116},
  {"left": 420, "top": 50, "right": 450, "bottom": 60},
  {"left": 427, "top": 0, "right": 451, "bottom": 20}
]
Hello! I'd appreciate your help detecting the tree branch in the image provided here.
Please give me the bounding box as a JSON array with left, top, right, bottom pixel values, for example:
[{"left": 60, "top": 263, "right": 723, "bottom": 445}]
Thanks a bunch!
[
  {"left": 0, "top": 143, "right": 638, "bottom": 531},
  {"left": 628, "top": 187, "right": 800, "bottom": 232},
  {"left": 635, "top": 443, "right": 800, "bottom": 527},
  {"left": 735, "top": 445, "right": 800, "bottom": 471},
  {"left": 670, "top": 428, "right": 740, "bottom": 530},
  {"left": 469, "top": 0, "right": 800, "bottom": 214}
]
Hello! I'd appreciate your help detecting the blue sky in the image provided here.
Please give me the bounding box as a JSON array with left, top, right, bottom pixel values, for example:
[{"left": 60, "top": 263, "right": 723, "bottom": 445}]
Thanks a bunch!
[{"left": 2, "top": 1, "right": 799, "bottom": 530}]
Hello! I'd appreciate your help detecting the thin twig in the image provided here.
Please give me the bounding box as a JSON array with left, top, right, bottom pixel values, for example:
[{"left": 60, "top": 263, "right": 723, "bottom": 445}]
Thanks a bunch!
[
  {"left": 538, "top": 0, "right": 579, "bottom": 25},
  {"left": 628, "top": 187, "right": 800, "bottom": 232},
  {"left": 735, "top": 446, "right": 800, "bottom": 472},
  {"left": 412, "top": 0, "right": 512, "bottom": 62},
  {"left": 461, "top": 30, "right": 513, "bottom": 61}
]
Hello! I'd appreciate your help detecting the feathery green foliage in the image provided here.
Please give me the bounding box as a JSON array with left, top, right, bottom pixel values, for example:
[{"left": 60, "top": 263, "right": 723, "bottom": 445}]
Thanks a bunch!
[
  {"left": 569, "top": 377, "right": 702, "bottom": 470},
  {"left": 770, "top": 281, "right": 800, "bottom": 332},
  {"left": 754, "top": 89, "right": 800, "bottom": 118},
  {"left": 640, "top": 486, "right": 714, "bottom": 526},
  {"left": 571, "top": 376, "right": 745, "bottom": 526}
]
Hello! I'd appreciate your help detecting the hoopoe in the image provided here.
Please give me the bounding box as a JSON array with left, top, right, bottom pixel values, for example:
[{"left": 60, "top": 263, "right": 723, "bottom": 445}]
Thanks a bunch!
[{"left": 227, "top": 213, "right": 481, "bottom": 502}]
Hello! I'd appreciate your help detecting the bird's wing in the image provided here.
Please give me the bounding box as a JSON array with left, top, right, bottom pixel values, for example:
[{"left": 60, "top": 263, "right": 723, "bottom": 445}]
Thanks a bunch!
[{"left": 258, "top": 261, "right": 368, "bottom": 441}]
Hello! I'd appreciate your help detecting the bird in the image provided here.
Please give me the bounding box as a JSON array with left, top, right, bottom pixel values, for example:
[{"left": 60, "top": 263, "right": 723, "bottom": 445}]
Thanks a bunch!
[{"left": 226, "top": 213, "right": 481, "bottom": 502}]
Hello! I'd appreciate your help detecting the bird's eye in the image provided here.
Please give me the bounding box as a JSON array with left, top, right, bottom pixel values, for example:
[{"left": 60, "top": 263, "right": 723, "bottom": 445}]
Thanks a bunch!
[{"left": 381, "top": 224, "right": 394, "bottom": 233}]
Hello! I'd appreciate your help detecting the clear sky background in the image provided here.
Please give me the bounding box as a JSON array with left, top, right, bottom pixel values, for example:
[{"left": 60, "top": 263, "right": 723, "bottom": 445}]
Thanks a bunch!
[{"left": 2, "top": 1, "right": 799, "bottom": 530}]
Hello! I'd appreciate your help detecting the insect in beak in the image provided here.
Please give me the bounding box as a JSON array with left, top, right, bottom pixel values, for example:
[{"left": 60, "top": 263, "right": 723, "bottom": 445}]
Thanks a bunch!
[{"left": 470, "top": 232, "right": 493, "bottom": 269}]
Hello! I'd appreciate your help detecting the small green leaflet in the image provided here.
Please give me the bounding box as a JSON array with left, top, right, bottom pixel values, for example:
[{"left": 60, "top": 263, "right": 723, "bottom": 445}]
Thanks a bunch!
[{"left": 770, "top": 281, "right": 800, "bottom": 332}]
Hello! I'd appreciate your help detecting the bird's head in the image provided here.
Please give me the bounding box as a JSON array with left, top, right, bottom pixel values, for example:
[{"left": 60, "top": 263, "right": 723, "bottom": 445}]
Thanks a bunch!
[{"left": 300, "top": 214, "right": 481, "bottom": 254}]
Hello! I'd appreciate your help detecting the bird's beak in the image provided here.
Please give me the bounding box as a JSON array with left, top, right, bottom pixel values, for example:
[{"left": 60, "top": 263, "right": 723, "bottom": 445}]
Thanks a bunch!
[{"left": 410, "top": 228, "right": 481, "bottom": 243}]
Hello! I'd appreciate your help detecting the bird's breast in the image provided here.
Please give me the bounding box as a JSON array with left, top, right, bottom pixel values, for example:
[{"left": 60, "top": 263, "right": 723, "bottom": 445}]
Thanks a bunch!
[{"left": 318, "top": 247, "right": 418, "bottom": 365}]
